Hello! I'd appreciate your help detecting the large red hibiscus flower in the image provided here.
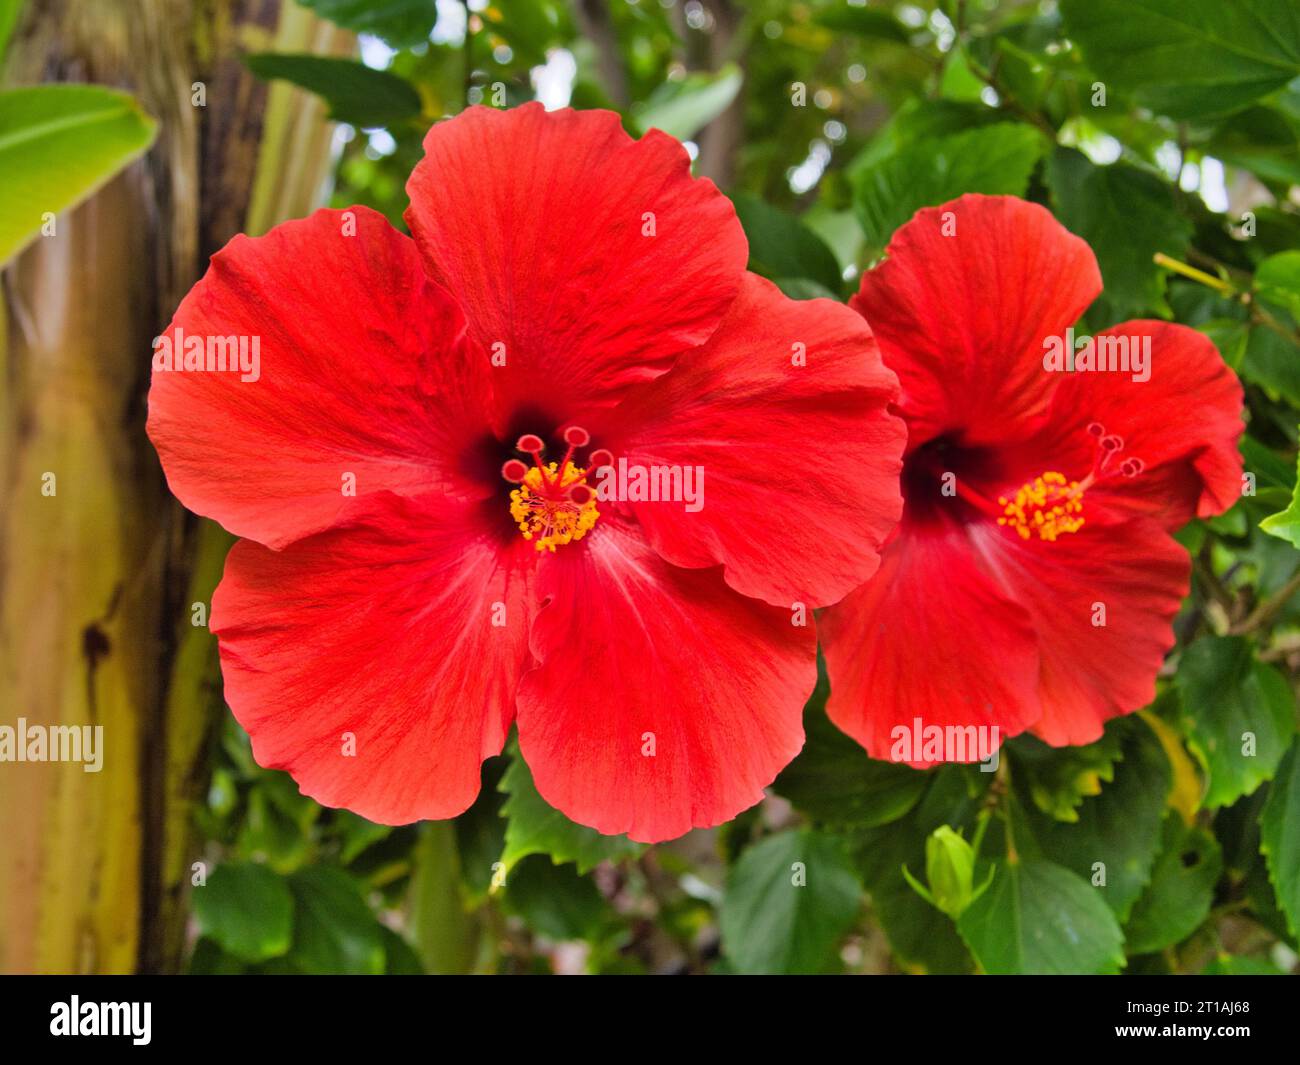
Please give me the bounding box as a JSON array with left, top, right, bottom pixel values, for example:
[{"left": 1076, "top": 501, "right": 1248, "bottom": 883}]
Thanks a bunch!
[
  {"left": 146, "top": 104, "right": 904, "bottom": 842},
  {"left": 821, "top": 194, "right": 1243, "bottom": 763}
]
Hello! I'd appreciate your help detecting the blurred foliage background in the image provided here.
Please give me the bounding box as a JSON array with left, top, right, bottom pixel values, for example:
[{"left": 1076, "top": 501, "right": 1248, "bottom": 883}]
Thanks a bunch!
[{"left": 4, "top": 0, "right": 1300, "bottom": 975}]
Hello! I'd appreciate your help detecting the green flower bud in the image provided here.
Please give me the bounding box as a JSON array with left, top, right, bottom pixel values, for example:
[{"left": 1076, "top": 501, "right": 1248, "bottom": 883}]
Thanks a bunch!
[{"left": 924, "top": 826, "right": 978, "bottom": 918}]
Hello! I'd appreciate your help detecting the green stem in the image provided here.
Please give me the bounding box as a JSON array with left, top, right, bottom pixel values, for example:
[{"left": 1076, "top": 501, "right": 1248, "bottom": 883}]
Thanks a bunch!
[{"left": 408, "top": 821, "right": 478, "bottom": 974}]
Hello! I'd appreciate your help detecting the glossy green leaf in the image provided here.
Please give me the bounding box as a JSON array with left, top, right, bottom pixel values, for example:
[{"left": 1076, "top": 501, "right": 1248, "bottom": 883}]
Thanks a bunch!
[
  {"left": 1015, "top": 716, "right": 1171, "bottom": 921},
  {"left": 957, "top": 859, "right": 1125, "bottom": 974},
  {"left": 632, "top": 63, "right": 742, "bottom": 141},
  {"left": 813, "top": 3, "right": 910, "bottom": 42},
  {"left": 297, "top": 0, "right": 440, "bottom": 49},
  {"left": 720, "top": 828, "right": 862, "bottom": 974},
  {"left": 192, "top": 862, "right": 293, "bottom": 964},
  {"left": 498, "top": 752, "right": 641, "bottom": 875},
  {"left": 730, "top": 192, "right": 844, "bottom": 295},
  {"left": 855, "top": 768, "right": 983, "bottom": 973},
  {"left": 244, "top": 53, "right": 422, "bottom": 127},
  {"left": 1201, "top": 954, "right": 1286, "bottom": 974},
  {"left": 1124, "top": 816, "right": 1223, "bottom": 953},
  {"left": 1255, "top": 252, "right": 1300, "bottom": 328},
  {"left": 1045, "top": 146, "right": 1191, "bottom": 323},
  {"left": 1175, "top": 637, "right": 1296, "bottom": 808},
  {"left": 0, "top": 84, "right": 157, "bottom": 265},
  {"left": 503, "top": 856, "right": 608, "bottom": 942},
  {"left": 1260, "top": 446, "right": 1300, "bottom": 547},
  {"left": 1009, "top": 726, "right": 1124, "bottom": 823},
  {"left": 773, "top": 676, "right": 926, "bottom": 828},
  {"left": 1060, "top": 0, "right": 1300, "bottom": 120},
  {"left": 1260, "top": 740, "right": 1300, "bottom": 938},
  {"left": 0, "top": 0, "right": 20, "bottom": 58},
  {"left": 852, "top": 122, "right": 1043, "bottom": 251},
  {"left": 286, "top": 867, "right": 385, "bottom": 975}
]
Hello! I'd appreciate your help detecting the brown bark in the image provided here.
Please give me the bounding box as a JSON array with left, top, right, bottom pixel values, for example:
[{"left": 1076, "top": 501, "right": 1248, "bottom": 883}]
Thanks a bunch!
[{"left": 0, "top": 0, "right": 347, "bottom": 974}]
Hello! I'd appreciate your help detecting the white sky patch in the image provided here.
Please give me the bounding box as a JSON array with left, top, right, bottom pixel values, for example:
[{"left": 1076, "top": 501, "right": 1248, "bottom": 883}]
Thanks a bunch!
[
  {"left": 683, "top": 140, "right": 699, "bottom": 161},
  {"left": 367, "top": 129, "right": 398, "bottom": 156},
  {"left": 1155, "top": 141, "right": 1183, "bottom": 180},
  {"left": 432, "top": 0, "right": 467, "bottom": 44},
  {"left": 531, "top": 48, "right": 577, "bottom": 110},
  {"left": 1079, "top": 131, "right": 1122, "bottom": 164},
  {"left": 1199, "top": 156, "right": 1229, "bottom": 212},
  {"left": 788, "top": 140, "right": 832, "bottom": 195},
  {"left": 358, "top": 33, "right": 397, "bottom": 70},
  {"left": 898, "top": 4, "right": 927, "bottom": 28}
]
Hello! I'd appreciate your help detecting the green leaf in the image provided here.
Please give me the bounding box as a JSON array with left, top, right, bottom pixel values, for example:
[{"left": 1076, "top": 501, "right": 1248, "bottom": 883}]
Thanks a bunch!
[
  {"left": 772, "top": 675, "right": 926, "bottom": 828},
  {"left": 720, "top": 828, "right": 862, "bottom": 974},
  {"left": 499, "top": 752, "right": 641, "bottom": 875},
  {"left": 454, "top": 757, "right": 508, "bottom": 901},
  {"left": 1060, "top": 0, "right": 1300, "bottom": 121},
  {"left": 243, "top": 53, "right": 422, "bottom": 127},
  {"left": 957, "top": 859, "right": 1126, "bottom": 974},
  {"left": 852, "top": 122, "right": 1043, "bottom": 252},
  {"left": 1201, "top": 954, "right": 1286, "bottom": 975},
  {"left": 1124, "top": 816, "right": 1223, "bottom": 953},
  {"left": 1260, "top": 447, "right": 1300, "bottom": 547},
  {"left": 813, "top": 3, "right": 910, "bottom": 43},
  {"left": 0, "top": 0, "right": 21, "bottom": 59},
  {"left": 191, "top": 862, "right": 293, "bottom": 964},
  {"left": 503, "top": 856, "right": 608, "bottom": 941},
  {"left": 773, "top": 277, "right": 841, "bottom": 301},
  {"left": 632, "top": 63, "right": 742, "bottom": 142},
  {"left": 1255, "top": 251, "right": 1300, "bottom": 325},
  {"left": 0, "top": 85, "right": 157, "bottom": 265},
  {"left": 1175, "top": 636, "right": 1297, "bottom": 808},
  {"left": 334, "top": 811, "right": 393, "bottom": 864},
  {"left": 1009, "top": 726, "right": 1124, "bottom": 823},
  {"left": 1045, "top": 146, "right": 1192, "bottom": 322},
  {"left": 855, "top": 767, "right": 984, "bottom": 973},
  {"left": 1015, "top": 716, "right": 1171, "bottom": 921},
  {"left": 236, "top": 785, "right": 312, "bottom": 873},
  {"left": 1241, "top": 307, "right": 1300, "bottom": 408},
  {"left": 380, "top": 926, "right": 424, "bottom": 974},
  {"left": 286, "top": 867, "right": 385, "bottom": 974},
  {"left": 730, "top": 192, "right": 844, "bottom": 295},
  {"left": 296, "top": 0, "right": 440, "bottom": 49},
  {"left": 481, "top": 0, "right": 563, "bottom": 68},
  {"left": 187, "top": 937, "right": 250, "bottom": 974},
  {"left": 1260, "top": 740, "right": 1300, "bottom": 938}
]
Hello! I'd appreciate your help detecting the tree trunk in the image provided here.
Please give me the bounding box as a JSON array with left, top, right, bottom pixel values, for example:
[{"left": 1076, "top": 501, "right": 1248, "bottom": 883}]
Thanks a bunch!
[{"left": 0, "top": 0, "right": 348, "bottom": 974}]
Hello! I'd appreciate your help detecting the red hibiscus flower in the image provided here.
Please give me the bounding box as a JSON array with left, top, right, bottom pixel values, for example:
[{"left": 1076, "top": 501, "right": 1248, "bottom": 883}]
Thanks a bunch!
[
  {"left": 146, "top": 104, "right": 905, "bottom": 842},
  {"left": 821, "top": 194, "right": 1243, "bottom": 764}
]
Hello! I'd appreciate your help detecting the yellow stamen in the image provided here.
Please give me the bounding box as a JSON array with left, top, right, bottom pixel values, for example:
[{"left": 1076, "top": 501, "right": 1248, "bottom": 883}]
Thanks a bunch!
[
  {"left": 996, "top": 471, "right": 1085, "bottom": 542},
  {"left": 509, "top": 462, "right": 600, "bottom": 552}
]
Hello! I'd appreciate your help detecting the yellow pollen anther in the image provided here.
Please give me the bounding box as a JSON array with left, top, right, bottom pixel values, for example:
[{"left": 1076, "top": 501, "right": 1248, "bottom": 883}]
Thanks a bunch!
[
  {"left": 996, "top": 471, "right": 1085, "bottom": 542},
  {"left": 509, "top": 462, "right": 600, "bottom": 552}
]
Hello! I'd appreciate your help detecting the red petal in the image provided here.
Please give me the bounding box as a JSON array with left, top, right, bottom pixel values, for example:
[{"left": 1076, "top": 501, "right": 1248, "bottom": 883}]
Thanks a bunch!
[
  {"left": 405, "top": 104, "right": 748, "bottom": 422},
  {"left": 852, "top": 194, "right": 1101, "bottom": 450},
  {"left": 594, "top": 273, "right": 904, "bottom": 608},
  {"left": 820, "top": 517, "right": 1041, "bottom": 765},
  {"left": 515, "top": 518, "right": 813, "bottom": 842},
  {"left": 979, "top": 515, "right": 1190, "bottom": 747},
  {"left": 211, "top": 494, "right": 534, "bottom": 824},
  {"left": 1011, "top": 321, "right": 1244, "bottom": 529},
  {"left": 147, "top": 207, "right": 491, "bottom": 549}
]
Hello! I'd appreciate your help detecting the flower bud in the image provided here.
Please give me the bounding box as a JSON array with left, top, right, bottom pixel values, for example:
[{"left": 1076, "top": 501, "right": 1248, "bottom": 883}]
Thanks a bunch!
[{"left": 924, "top": 826, "right": 978, "bottom": 918}]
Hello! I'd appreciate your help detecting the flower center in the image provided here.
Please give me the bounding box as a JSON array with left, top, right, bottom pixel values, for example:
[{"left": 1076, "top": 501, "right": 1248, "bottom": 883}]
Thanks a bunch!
[
  {"left": 962, "top": 423, "right": 1144, "bottom": 543},
  {"left": 501, "top": 426, "right": 610, "bottom": 552},
  {"left": 996, "top": 471, "right": 1084, "bottom": 542}
]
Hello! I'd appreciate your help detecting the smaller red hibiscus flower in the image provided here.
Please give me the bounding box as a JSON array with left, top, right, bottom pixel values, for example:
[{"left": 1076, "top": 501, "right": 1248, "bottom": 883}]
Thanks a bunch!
[
  {"left": 147, "top": 104, "right": 905, "bottom": 842},
  {"left": 821, "top": 194, "right": 1243, "bottom": 764}
]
